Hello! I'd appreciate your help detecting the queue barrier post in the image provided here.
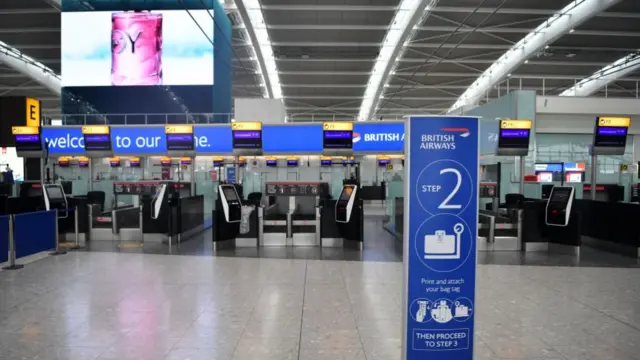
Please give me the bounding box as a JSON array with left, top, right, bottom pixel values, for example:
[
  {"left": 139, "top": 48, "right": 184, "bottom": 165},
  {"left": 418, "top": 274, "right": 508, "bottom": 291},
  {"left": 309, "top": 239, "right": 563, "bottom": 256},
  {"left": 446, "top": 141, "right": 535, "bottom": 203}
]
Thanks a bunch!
[
  {"left": 49, "top": 209, "right": 67, "bottom": 256},
  {"left": 3, "top": 215, "right": 24, "bottom": 270},
  {"left": 65, "top": 207, "right": 84, "bottom": 250}
]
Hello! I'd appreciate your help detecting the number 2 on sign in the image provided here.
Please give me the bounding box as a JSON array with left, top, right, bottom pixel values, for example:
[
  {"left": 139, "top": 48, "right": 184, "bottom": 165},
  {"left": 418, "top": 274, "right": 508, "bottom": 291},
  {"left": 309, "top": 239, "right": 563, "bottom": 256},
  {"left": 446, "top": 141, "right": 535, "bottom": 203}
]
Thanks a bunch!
[{"left": 438, "top": 168, "right": 462, "bottom": 209}]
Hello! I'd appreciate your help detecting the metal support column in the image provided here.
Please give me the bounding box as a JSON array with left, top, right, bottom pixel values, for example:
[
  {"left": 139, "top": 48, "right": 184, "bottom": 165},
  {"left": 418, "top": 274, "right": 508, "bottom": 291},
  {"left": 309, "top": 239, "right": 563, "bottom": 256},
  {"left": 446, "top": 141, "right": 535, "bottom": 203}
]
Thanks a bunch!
[
  {"left": 3, "top": 216, "right": 24, "bottom": 270},
  {"left": 590, "top": 153, "right": 597, "bottom": 200},
  {"left": 519, "top": 156, "right": 525, "bottom": 195}
]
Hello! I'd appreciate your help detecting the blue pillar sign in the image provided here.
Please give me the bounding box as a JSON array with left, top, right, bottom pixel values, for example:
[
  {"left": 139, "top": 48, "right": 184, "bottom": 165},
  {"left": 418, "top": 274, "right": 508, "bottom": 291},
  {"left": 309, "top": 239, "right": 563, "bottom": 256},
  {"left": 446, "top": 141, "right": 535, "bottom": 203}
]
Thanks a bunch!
[
  {"left": 403, "top": 116, "right": 479, "bottom": 360},
  {"left": 226, "top": 167, "right": 236, "bottom": 184}
]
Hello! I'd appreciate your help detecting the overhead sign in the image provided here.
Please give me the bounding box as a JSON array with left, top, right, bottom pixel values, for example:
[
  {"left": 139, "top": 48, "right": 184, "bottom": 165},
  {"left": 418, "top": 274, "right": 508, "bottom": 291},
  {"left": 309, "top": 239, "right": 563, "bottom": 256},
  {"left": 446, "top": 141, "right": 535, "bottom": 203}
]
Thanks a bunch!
[
  {"left": 12, "top": 126, "right": 42, "bottom": 152},
  {"left": 404, "top": 116, "right": 478, "bottom": 360},
  {"left": 232, "top": 121, "right": 262, "bottom": 152},
  {"left": 353, "top": 123, "right": 404, "bottom": 153},
  {"left": 165, "top": 125, "right": 194, "bottom": 154},
  {"left": 25, "top": 97, "right": 40, "bottom": 127},
  {"left": 263, "top": 124, "right": 323, "bottom": 153}
]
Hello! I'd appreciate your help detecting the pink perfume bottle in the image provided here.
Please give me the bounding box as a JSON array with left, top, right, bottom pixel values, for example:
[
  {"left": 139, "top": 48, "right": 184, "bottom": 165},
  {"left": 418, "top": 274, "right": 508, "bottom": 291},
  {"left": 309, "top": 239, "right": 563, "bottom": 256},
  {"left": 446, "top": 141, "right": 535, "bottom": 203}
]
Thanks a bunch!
[{"left": 111, "top": 11, "right": 163, "bottom": 86}]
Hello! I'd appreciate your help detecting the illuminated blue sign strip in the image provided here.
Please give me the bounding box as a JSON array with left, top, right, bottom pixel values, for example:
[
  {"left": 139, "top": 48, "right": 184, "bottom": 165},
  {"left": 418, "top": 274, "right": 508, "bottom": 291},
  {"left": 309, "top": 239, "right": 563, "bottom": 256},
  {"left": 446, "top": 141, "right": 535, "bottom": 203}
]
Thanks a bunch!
[{"left": 263, "top": 124, "right": 323, "bottom": 153}]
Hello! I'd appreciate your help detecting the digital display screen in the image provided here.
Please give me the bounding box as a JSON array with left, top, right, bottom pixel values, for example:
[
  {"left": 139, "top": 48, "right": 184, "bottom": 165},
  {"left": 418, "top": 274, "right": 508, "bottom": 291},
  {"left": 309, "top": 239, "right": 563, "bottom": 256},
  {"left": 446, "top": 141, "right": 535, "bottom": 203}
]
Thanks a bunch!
[
  {"left": 550, "top": 188, "right": 572, "bottom": 204},
  {"left": 58, "top": 159, "right": 70, "bottom": 167},
  {"left": 266, "top": 160, "right": 277, "bottom": 167},
  {"left": 180, "top": 158, "right": 192, "bottom": 165},
  {"left": 129, "top": 159, "right": 141, "bottom": 167},
  {"left": 339, "top": 186, "right": 354, "bottom": 201},
  {"left": 321, "top": 159, "right": 332, "bottom": 166},
  {"left": 498, "top": 129, "right": 530, "bottom": 149},
  {"left": 232, "top": 130, "right": 262, "bottom": 149},
  {"left": 222, "top": 187, "right": 238, "bottom": 201},
  {"left": 14, "top": 134, "right": 43, "bottom": 151},
  {"left": 109, "top": 159, "right": 120, "bottom": 167},
  {"left": 78, "top": 160, "right": 89, "bottom": 167},
  {"left": 213, "top": 161, "right": 223, "bottom": 167},
  {"left": 61, "top": 10, "right": 214, "bottom": 87},
  {"left": 46, "top": 186, "right": 64, "bottom": 200},
  {"left": 535, "top": 163, "right": 563, "bottom": 182},
  {"left": 342, "top": 158, "right": 355, "bottom": 165},
  {"left": 160, "top": 159, "right": 172, "bottom": 166},
  {"left": 166, "top": 133, "right": 194, "bottom": 151},
  {"left": 378, "top": 159, "right": 391, "bottom": 166},
  {"left": 323, "top": 130, "right": 353, "bottom": 149},
  {"left": 287, "top": 160, "right": 298, "bottom": 167},
  {"left": 593, "top": 126, "right": 628, "bottom": 147},
  {"left": 84, "top": 134, "right": 112, "bottom": 151},
  {"left": 566, "top": 172, "right": 583, "bottom": 183}
]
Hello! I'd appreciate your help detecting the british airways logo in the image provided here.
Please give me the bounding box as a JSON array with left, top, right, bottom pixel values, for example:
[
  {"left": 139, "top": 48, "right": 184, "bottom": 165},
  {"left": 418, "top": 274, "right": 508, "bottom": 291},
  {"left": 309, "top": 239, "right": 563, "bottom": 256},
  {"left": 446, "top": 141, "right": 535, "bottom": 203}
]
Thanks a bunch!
[
  {"left": 441, "top": 127, "right": 470, "bottom": 138},
  {"left": 353, "top": 132, "right": 404, "bottom": 143}
]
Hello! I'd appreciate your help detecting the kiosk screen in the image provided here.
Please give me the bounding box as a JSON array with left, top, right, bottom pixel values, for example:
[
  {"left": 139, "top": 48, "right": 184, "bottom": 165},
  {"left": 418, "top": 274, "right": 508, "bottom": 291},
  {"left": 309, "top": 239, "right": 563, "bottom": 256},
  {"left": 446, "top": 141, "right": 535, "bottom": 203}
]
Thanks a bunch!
[
  {"left": 549, "top": 187, "right": 571, "bottom": 204},
  {"left": 223, "top": 188, "right": 238, "bottom": 201},
  {"left": 46, "top": 187, "right": 64, "bottom": 200},
  {"left": 340, "top": 186, "right": 353, "bottom": 201}
]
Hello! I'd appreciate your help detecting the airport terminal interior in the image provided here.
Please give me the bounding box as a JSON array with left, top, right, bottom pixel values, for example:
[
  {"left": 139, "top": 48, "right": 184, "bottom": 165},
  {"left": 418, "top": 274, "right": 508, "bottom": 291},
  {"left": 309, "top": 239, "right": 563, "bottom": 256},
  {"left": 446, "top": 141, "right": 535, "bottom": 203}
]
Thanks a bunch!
[{"left": 1, "top": 0, "right": 640, "bottom": 359}]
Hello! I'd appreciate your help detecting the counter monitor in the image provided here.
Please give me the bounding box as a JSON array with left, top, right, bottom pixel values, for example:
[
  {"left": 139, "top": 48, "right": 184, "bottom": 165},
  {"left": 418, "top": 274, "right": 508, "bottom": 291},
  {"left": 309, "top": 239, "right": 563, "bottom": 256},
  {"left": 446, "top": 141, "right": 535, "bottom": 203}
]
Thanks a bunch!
[
  {"left": 497, "top": 120, "right": 531, "bottom": 156},
  {"left": 593, "top": 116, "right": 630, "bottom": 155},
  {"left": 232, "top": 122, "right": 262, "bottom": 153},
  {"left": 266, "top": 159, "right": 277, "bottom": 167},
  {"left": 287, "top": 159, "right": 298, "bottom": 167},
  {"left": 12, "top": 126, "right": 43, "bottom": 154},
  {"left": 165, "top": 125, "right": 194, "bottom": 154},
  {"left": 82, "top": 126, "right": 112, "bottom": 154},
  {"left": 323, "top": 122, "right": 353, "bottom": 151}
]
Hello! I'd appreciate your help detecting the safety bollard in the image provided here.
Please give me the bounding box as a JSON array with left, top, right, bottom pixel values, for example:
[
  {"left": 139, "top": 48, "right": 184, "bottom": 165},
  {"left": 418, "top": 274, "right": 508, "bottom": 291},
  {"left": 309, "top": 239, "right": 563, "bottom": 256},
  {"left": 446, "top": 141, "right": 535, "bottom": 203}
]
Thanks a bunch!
[
  {"left": 3, "top": 215, "right": 24, "bottom": 270},
  {"left": 50, "top": 209, "right": 67, "bottom": 256}
]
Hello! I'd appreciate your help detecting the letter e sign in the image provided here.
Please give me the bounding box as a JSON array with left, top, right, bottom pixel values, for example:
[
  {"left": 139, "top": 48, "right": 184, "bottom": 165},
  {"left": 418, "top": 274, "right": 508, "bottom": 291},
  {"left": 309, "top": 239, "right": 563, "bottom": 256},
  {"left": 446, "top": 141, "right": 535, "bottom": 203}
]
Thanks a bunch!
[{"left": 25, "top": 97, "right": 40, "bottom": 127}]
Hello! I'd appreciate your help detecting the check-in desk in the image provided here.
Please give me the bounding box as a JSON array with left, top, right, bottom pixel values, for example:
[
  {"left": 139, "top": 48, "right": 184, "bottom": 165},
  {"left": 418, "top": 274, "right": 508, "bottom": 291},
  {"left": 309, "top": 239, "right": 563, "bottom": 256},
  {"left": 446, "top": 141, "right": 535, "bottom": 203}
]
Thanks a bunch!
[{"left": 260, "top": 181, "right": 326, "bottom": 247}]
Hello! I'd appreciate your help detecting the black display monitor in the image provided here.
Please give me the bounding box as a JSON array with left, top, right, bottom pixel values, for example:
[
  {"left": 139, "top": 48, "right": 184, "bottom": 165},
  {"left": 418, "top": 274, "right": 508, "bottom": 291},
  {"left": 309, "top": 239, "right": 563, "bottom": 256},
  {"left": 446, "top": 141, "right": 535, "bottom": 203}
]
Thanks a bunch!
[
  {"left": 323, "top": 123, "right": 353, "bottom": 151},
  {"left": 320, "top": 159, "right": 332, "bottom": 166},
  {"left": 266, "top": 159, "right": 277, "bottom": 167},
  {"left": 497, "top": 120, "right": 531, "bottom": 156},
  {"left": 166, "top": 133, "right": 195, "bottom": 151},
  {"left": 287, "top": 160, "right": 298, "bottom": 167},
  {"left": 592, "top": 116, "right": 630, "bottom": 155},
  {"left": 84, "top": 134, "right": 111, "bottom": 151},
  {"left": 232, "top": 122, "right": 263, "bottom": 153},
  {"left": 14, "top": 133, "right": 43, "bottom": 151},
  {"left": 222, "top": 187, "right": 238, "bottom": 201}
]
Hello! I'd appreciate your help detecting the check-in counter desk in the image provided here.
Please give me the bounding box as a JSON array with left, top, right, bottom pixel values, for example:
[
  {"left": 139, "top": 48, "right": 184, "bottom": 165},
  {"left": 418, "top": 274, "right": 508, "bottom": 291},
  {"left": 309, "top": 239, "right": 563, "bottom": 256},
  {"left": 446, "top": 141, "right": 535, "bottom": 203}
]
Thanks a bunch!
[
  {"left": 520, "top": 200, "right": 581, "bottom": 254},
  {"left": 575, "top": 199, "right": 639, "bottom": 257},
  {"left": 359, "top": 185, "right": 385, "bottom": 201}
]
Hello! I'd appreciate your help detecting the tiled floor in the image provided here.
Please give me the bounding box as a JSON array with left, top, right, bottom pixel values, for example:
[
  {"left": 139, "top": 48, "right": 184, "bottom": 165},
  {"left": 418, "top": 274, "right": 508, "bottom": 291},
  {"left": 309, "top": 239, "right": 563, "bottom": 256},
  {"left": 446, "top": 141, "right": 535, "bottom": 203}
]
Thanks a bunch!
[{"left": 1, "top": 252, "right": 639, "bottom": 359}]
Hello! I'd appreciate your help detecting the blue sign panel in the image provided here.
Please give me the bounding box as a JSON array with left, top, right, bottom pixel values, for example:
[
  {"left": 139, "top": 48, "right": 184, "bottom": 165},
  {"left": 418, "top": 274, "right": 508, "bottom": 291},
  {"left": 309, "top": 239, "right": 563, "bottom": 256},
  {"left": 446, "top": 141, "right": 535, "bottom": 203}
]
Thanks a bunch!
[
  {"left": 226, "top": 167, "right": 236, "bottom": 184},
  {"left": 263, "top": 124, "right": 323, "bottom": 153},
  {"left": 42, "top": 127, "right": 85, "bottom": 154},
  {"left": 194, "top": 126, "right": 232, "bottom": 153},
  {"left": 110, "top": 127, "right": 167, "bottom": 154},
  {"left": 353, "top": 123, "right": 404, "bottom": 152},
  {"left": 404, "top": 116, "right": 478, "bottom": 360}
]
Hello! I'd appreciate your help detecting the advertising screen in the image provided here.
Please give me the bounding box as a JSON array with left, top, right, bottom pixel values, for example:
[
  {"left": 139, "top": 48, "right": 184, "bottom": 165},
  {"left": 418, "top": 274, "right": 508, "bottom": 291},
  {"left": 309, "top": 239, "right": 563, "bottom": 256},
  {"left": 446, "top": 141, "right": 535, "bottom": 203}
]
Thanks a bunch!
[{"left": 61, "top": 10, "right": 214, "bottom": 87}]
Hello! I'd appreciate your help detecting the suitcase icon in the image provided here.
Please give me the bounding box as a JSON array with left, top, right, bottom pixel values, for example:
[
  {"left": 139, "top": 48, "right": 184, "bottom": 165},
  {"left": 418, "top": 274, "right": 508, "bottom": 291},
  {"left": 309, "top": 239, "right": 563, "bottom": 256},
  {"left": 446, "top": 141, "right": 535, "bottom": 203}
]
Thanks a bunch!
[{"left": 424, "top": 223, "right": 464, "bottom": 260}]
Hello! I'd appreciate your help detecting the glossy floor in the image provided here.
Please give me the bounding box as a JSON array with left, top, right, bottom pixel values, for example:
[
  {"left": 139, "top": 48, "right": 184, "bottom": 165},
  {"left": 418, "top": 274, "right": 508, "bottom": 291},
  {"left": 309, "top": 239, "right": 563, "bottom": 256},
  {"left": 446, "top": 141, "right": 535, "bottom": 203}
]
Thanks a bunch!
[{"left": 1, "top": 252, "right": 639, "bottom": 359}]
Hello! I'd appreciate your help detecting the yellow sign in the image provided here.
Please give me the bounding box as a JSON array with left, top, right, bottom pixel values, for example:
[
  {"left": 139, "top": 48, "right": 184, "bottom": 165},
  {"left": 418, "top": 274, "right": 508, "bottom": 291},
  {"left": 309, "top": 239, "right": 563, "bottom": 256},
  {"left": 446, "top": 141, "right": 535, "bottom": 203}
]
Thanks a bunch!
[
  {"left": 25, "top": 97, "right": 40, "bottom": 127},
  {"left": 12, "top": 126, "right": 39, "bottom": 135},
  {"left": 180, "top": 157, "right": 191, "bottom": 162},
  {"left": 320, "top": 156, "right": 332, "bottom": 161},
  {"left": 165, "top": 125, "right": 193, "bottom": 134},
  {"left": 82, "top": 125, "right": 110, "bottom": 134},
  {"left": 323, "top": 122, "right": 353, "bottom": 131},
  {"left": 386, "top": 164, "right": 393, "bottom": 171},
  {"left": 160, "top": 156, "right": 172, "bottom": 162},
  {"left": 377, "top": 155, "right": 390, "bottom": 161},
  {"left": 109, "top": 157, "right": 120, "bottom": 162},
  {"left": 500, "top": 120, "right": 532, "bottom": 130},
  {"left": 212, "top": 156, "right": 224, "bottom": 161},
  {"left": 231, "top": 122, "right": 262, "bottom": 131},
  {"left": 287, "top": 156, "right": 298, "bottom": 161},
  {"left": 78, "top": 156, "right": 89, "bottom": 162},
  {"left": 620, "top": 164, "right": 629, "bottom": 172},
  {"left": 130, "top": 157, "right": 141, "bottom": 162},
  {"left": 58, "top": 156, "right": 70, "bottom": 162},
  {"left": 598, "top": 116, "right": 630, "bottom": 127}
]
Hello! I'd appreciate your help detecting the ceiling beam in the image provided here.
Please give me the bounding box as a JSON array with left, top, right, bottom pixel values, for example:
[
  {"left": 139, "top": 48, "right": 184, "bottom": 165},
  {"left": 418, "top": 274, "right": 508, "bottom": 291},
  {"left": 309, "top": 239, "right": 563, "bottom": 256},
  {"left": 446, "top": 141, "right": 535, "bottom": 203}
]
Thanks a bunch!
[
  {"left": 234, "top": 0, "right": 283, "bottom": 99},
  {"left": 560, "top": 53, "right": 640, "bottom": 96},
  {"left": 0, "top": 42, "right": 60, "bottom": 96},
  {"left": 358, "top": 0, "right": 439, "bottom": 121},
  {"left": 237, "top": 57, "right": 608, "bottom": 67},
  {"left": 449, "top": 0, "right": 625, "bottom": 113},
  {"left": 234, "top": 24, "right": 640, "bottom": 38}
]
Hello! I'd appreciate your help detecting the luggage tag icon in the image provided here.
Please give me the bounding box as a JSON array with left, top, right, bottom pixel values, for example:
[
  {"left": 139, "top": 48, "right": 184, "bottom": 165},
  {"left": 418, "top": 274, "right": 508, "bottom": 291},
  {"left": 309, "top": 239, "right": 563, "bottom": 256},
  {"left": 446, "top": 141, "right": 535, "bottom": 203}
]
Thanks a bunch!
[{"left": 424, "top": 223, "right": 464, "bottom": 260}]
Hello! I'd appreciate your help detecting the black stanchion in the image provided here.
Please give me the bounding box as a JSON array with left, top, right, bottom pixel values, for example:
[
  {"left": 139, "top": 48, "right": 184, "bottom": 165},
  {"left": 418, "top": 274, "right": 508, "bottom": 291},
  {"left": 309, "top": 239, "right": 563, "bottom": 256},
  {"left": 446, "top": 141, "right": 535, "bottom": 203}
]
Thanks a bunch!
[
  {"left": 65, "top": 207, "right": 84, "bottom": 251},
  {"left": 3, "top": 216, "right": 24, "bottom": 270}
]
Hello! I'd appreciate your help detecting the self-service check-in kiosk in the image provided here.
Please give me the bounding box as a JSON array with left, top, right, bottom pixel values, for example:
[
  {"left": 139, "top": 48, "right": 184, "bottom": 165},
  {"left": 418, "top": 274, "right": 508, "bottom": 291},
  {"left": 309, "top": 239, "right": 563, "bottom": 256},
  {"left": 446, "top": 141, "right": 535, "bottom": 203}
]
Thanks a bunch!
[
  {"left": 219, "top": 184, "right": 242, "bottom": 223},
  {"left": 212, "top": 184, "right": 242, "bottom": 248},
  {"left": 545, "top": 186, "right": 575, "bottom": 227},
  {"left": 336, "top": 185, "right": 357, "bottom": 223}
]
